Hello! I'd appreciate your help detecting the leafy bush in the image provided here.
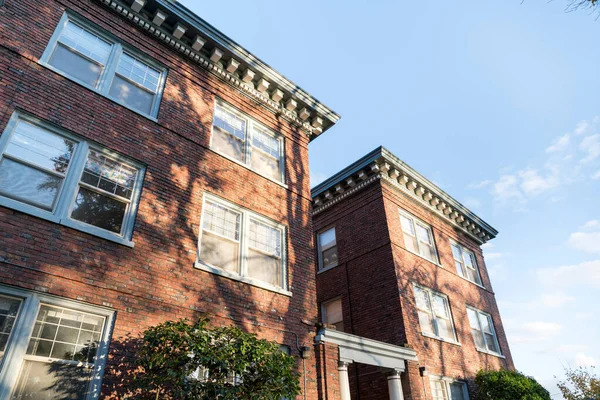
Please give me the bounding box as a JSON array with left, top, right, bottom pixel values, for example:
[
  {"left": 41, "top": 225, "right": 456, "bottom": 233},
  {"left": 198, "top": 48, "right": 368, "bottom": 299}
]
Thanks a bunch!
[
  {"left": 474, "top": 369, "right": 551, "bottom": 400},
  {"left": 131, "top": 318, "right": 301, "bottom": 399}
]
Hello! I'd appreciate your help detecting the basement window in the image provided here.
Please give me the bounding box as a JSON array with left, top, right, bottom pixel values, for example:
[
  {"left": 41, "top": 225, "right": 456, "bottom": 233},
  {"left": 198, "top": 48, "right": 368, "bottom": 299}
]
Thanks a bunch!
[
  {"left": 40, "top": 13, "right": 167, "bottom": 119},
  {"left": 429, "top": 376, "right": 469, "bottom": 400}
]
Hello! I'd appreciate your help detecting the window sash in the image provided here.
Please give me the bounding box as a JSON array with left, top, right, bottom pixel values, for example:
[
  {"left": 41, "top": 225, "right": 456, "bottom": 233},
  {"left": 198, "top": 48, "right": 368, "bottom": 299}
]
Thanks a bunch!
[
  {"left": 430, "top": 377, "right": 469, "bottom": 400},
  {"left": 197, "top": 195, "right": 287, "bottom": 290},
  {"left": 400, "top": 211, "right": 438, "bottom": 263},
  {"left": 0, "top": 286, "right": 114, "bottom": 400},
  {"left": 317, "top": 227, "right": 337, "bottom": 270},
  {"left": 40, "top": 13, "right": 166, "bottom": 118},
  {"left": 451, "top": 243, "right": 482, "bottom": 285},
  {"left": 467, "top": 307, "right": 501, "bottom": 354},
  {"left": 414, "top": 286, "right": 456, "bottom": 341},
  {"left": 211, "top": 102, "right": 285, "bottom": 183},
  {"left": 0, "top": 112, "right": 144, "bottom": 244}
]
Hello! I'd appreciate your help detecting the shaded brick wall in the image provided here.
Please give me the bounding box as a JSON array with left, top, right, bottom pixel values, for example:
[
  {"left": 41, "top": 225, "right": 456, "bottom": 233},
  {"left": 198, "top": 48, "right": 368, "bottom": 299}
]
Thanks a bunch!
[{"left": 0, "top": 0, "right": 320, "bottom": 398}]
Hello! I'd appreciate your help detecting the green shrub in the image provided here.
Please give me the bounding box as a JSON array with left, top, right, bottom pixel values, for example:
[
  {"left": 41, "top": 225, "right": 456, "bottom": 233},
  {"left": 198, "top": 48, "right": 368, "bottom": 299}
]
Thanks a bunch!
[{"left": 474, "top": 369, "right": 551, "bottom": 400}]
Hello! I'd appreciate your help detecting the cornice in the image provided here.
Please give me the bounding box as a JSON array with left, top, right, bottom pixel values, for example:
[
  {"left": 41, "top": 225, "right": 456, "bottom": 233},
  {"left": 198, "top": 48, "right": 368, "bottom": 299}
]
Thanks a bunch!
[
  {"left": 96, "top": 0, "right": 340, "bottom": 140},
  {"left": 311, "top": 147, "right": 498, "bottom": 244}
]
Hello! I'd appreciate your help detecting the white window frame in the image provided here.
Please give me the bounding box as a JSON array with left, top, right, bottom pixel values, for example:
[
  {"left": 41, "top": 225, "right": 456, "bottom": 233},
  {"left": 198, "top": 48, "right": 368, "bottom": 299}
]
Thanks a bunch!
[
  {"left": 429, "top": 375, "right": 470, "bottom": 400},
  {"left": 210, "top": 100, "right": 286, "bottom": 186},
  {"left": 0, "top": 285, "right": 115, "bottom": 400},
  {"left": 39, "top": 12, "right": 167, "bottom": 120},
  {"left": 399, "top": 210, "right": 439, "bottom": 264},
  {"left": 195, "top": 193, "right": 290, "bottom": 296},
  {"left": 0, "top": 111, "right": 145, "bottom": 247},
  {"left": 321, "top": 297, "right": 344, "bottom": 330},
  {"left": 413, "top": 284, "right": 458, "bottom": 344},
  {"left": 466, "top": 306, "right": 503, "bottom": 357},
  {"left": 451, "top": 241, "right": 483, "bottom": 286},
  {"left": 316, "top": 226, "right": 338, "bottom": 272}
]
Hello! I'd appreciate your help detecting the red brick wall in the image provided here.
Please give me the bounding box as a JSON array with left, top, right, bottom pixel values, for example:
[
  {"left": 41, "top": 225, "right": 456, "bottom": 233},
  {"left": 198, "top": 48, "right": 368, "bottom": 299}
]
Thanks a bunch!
[{"left": 0, "top": 0, "right": 319, "bottom": 398}]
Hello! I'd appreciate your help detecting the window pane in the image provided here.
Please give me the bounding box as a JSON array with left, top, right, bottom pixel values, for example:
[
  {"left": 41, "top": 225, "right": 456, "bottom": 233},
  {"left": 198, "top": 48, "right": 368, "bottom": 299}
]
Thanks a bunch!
[
  {"left": 202, "top": 202, "right": 240, "bottom": 241},
  {"left": 70, "top": 187, "right": 127, "bottom": 233},
  {"left": 81, "top": 150, "right": 137, "bottom": 200},
  {"left": 247, "top": 249, "right": 281, "bottom": 287},
  {"left": 109, "top": 75, "right": 155, "bottom": 115},
  {"left": 436, "top": 318, "right": 454, "bottom": 340},
  {"left": 418, "top": 311, "right": 435, "bottom": 335},
  {"left": 321, "top": 246, "right": 338, "bottom": 268},
  {"left": 451, "top": 244, "right": 462, "bottom": 261},
  {"left": 449, "top": 382, "right": 466, "bottom": 400},
  {"left": 430, "top": 380, "right": 448, "bottom": 400},
  {"left": 59, "top": 21, "right": 112, "bottom": 64},
  {"left": 323, "top": 299, "right": 343, "bottom": 327},
  {"left": 466, "top": 309, "right": 480, "bottom": 330},
  {"left": 416, "top": 224, "right": 432, "bottom": 245},
  {"left": 414, "top": 288, "right": 431, "bottom": 312},
  {"left": 455, "top": 261, "right": 466, "bottom": 278},
  {"left": 485, "top": 333, "right": 499, "bottom": 353},
  {"left": 472, "top": 328, "right": 485, "bottom": 349},
  {"left": 431, "top": 295, "right": 449, "bottom": 318},
  {"left": 13, "top": 360, "right": 93, "bottom": 400},
  {"left": 403, "top": 232, "right": 419, "bottom": 254},
  {"left": 212, "top": 106, "right": 246, "bottom": 162},
  {"left": 199, "top": 231, "right": 239, "bottom": 273},
  {"left": 115, "top": 53, "right": 160, "bottom": 93},
  {"left": 248, "top": 219, "right": 281, "bottom": 257},
  {"left": 0, "top": 159, "right": 62, "bottom": 210},
  {"left": 319, "top": 228, "right": 336, "bottom": 249},
  {"left": 5, "top": 121, "right": 76, "bottom": 173},
  {"left": 400, "top": 215, "right": 415, "bottom": 235},
  {"left": 251, "top": 148, "right": 280, "bottom": 181},
  {"left": 49, "top": 44, "right": 103, "bottom": 88},
  {"left": 252, "top": 128, "right": 280, "bottom": 159},
  {"left": 214, "top": 106, "right": 246, "bottom": 141},
  {"left": 0, "top": 296, "right": 21, "bottom": 363},
  {"left": 420, "top": 243, "right": 436, "bottom": 262}
]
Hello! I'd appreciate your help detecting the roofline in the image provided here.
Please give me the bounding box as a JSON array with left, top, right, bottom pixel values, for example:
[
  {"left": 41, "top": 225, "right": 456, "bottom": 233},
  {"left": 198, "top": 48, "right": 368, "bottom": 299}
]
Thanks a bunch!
[{"left": 311, "top": 146, "right": 498, "bottom": 242}]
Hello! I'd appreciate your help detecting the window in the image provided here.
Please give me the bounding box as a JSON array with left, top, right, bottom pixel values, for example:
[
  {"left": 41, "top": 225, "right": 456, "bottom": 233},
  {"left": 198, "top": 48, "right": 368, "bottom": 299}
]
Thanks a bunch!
[
  {"left": 317, "top": 227, "right": 338, "bottom": 271},
  {"left": 40, "top": 13, "right": 166, "bottom": 118},
  {"left": 413, "top": 285, "right": 457, "bottom": 342},
  {"left": 400, "top": 211, "right": 438, "bottom": 263},
  {"left": 197, "top": 195, "right": 288, "bottom": 292},
  {"left": 466, "top": 307, "right": 501, "bottom": 355},
  {"left": 0, "top": 112, "right": 144, "bottom": 246},
  {"left": 211, "top": 102, "right": 285, "bottom": 183},
  {"left": 430, "top": 376, "right": 469, "bottom": 400},
  {"left": 321, "top": 298, "right": 344, "bottom": 331},
  {"left": 0, "top": 286, "right": 114, "bottom": 400},
  {"left": 451, "top": 243, "right": 482, "bottom": 285}
]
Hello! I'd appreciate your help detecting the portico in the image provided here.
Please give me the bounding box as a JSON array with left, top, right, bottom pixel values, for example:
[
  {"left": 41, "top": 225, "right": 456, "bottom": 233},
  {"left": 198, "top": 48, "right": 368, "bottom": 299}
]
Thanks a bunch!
[{"left": 315, "top": 328, "right": 418, "bottom": 400}]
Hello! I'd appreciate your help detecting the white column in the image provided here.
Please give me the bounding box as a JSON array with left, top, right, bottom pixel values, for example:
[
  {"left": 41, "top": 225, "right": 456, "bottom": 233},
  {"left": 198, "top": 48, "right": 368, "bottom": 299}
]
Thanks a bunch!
[
  {"left": 338, "top": 361, "right": 351, "bottom": 400},
  {"left": 387, "top": 370, "right": 404, "bottom": 400}
]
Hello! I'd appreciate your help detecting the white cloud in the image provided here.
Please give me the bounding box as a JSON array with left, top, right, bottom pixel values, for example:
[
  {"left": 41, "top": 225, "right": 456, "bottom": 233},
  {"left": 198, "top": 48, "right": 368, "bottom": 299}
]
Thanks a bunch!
[
  {"left": 575, "top": 352, "right": 597, "bottom": 367},
  {"left": 567, "top": 231, "right": 600, "bottom": 254},
  {"left": 581, "top": 220, "right": 600, "bottom": 230},
  {"left": 481, "top": 242, "right": 494, "bottom": 249},
  {"left": 574, "top": 120, "right": 591, "bottom": 136},
  {"left": 484, "top": 252, "right": 503, "bottom": 260},
  {"left": 575, "top": 311, "right": 593, "bottom": 320},
  {"left": 593, "top": 170, "right": 600, "bottom": 180},
  {"left": 510, "top": 321, "right": 564, "bottom": 343},
  {"left": 463, "top": 197, "right": 481, "bottom": 209},
  {"left": 537, "top": 260, "right": 600, "bottom": 288},
  {"left": 540, "top": 292, "right": 575, "bottom": 307},
  {"left": 546, "top": 134, "right": 570, "bottom": 153},
  {"left": 580, "top": 134, "right": 600, "bottom": 163},
  {"left": 492, "top": 174, "right": 524, "bottom": 204},
  {"left": 468, "top": 179, "right": 492, "bottom": 190},
  {"left": 518, "top": 168, "right": 558, "bottom": 196}
]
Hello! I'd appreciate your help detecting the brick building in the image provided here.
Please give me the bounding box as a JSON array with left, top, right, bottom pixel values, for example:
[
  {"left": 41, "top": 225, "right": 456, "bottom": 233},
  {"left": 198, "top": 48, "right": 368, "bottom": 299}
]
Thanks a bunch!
[
  {"left": 0, "top": 0, "right": 340, "bottom": 398},
  {"left": 312, "top": 147, "right": 514, "bottom": 400}
]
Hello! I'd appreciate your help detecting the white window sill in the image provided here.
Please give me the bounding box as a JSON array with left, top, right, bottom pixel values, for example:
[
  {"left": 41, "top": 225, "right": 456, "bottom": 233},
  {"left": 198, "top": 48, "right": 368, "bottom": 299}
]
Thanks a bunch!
[
  {"left": 194, "top": 262, "right": 292, "bottom": 297},
  {"left": 38, "top": 61, "right": 159, "bottom": 123},
  {"left": 210, "top": 148, "right": 288, "bottom": 189},
  {"left": 403, "top": 248, "right": 441, "bottom": 267},
  {"left": 0, "top": 198, "right": 134, "bottom": 247},
  {"left": 421, "top": 332, "right": 462, "bottom": 346},
  {"left": 317, "top": 263, "right": 339, "bottom": 274},
  {"left": 476, "top": 348, "right": 505, "bottom": 358},
  {"left": 456, "top": 274, "right": 486, "bottom": 290}
]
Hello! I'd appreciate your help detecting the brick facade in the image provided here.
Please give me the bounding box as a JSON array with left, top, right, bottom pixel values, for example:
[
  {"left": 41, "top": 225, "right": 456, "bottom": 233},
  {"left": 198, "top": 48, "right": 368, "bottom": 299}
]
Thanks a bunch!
[
  {"left": 0, "top": 0, "right": 333, "bottom": 398},
  {"left": 313, "top": 153, "right": 514, "bottom": 399}
]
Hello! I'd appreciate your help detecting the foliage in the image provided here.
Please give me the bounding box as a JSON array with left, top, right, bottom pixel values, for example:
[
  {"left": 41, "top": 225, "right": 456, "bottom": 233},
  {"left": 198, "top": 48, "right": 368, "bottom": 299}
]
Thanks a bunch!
[
  {"left": 474, "top": 369, "right": 551, "bottom": 400},
  {"left": 557, "top": 366, "right": 600, "bottom": 400},
  {"left": 131, "top": 318, "right": 301, "bottom": 399}
]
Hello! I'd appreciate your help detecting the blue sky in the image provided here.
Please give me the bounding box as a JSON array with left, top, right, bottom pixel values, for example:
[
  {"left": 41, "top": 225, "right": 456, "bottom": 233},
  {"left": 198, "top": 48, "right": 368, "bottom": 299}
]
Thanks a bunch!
[{"left": 182, "top": 0, "right": 599, "bottom": 397}]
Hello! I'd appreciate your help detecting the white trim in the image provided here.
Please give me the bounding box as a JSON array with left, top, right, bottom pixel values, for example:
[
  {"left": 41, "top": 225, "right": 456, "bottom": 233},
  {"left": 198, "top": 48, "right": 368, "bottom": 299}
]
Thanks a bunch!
[
  {"left": 315, "top": 328, "right": 417, "bottom": 370},
  {"left": 0, "top": 111, "right": 144, "bottom": 247},
  {"left": 196, "top": 193, "right": 290, "bottom": 293},
  {"left": 0, "top": 284, "right": 115, "bottom": 400},
  {"left": 413, "top": 283, "right": 459, "bottom": 343},
  {"left": 39, "top": 12, "right": 167, "bottom": 120},
  {"left": 210, "top": 99, "right": 286, "bottom": 186}
]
